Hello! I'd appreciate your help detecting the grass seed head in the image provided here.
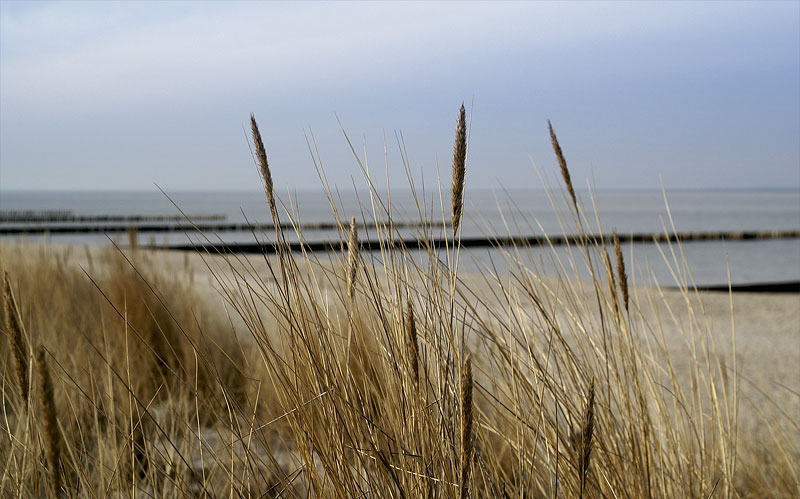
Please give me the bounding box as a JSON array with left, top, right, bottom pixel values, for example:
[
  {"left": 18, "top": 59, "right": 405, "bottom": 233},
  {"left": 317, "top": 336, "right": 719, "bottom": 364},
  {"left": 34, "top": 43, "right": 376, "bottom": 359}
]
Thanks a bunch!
[
  {"left": 548, "top": 120, "right": 578, "bottom": 212},
  {"left": 3, "top": 272, "right": 29, "bottom": 404},
  {"left": 250, "top": 113, "right": 279, "bottom": 228},
  {"left": 613, "top": 231, "right": 629, "bottom": 311},
  {"left": 36, "top": 346, "right": 62, "bottom": 497},
  {"left": 451, "top": 103, "right": 467, "bottom": 235}
]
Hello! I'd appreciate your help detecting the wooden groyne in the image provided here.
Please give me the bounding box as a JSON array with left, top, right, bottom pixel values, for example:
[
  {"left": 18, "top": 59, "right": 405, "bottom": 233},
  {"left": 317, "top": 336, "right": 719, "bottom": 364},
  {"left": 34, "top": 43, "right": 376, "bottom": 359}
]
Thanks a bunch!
[
  {"left": 2, "top": 216, "right": 797, "bottom": 248},
  {"left": 0, "top": 211, "right": 226, "bottom": 223},
  {"left": 165, "top": 230, "right": 800, "bottom": 254},
  {"left": 0, "top": 220, "right": 447, "bottom": 235},
  {"left": 0, "top": 210, "right": 73, "bottom": 221},
  {"left": 671, "top": 281, "right": 800, "bottom": 293}
]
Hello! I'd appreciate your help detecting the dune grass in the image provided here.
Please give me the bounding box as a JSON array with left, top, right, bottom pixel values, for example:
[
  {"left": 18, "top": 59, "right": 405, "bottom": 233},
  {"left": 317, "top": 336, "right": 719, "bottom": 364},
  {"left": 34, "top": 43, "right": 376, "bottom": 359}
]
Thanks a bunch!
[{"left": 1, "top": 108, "right": 798, "bottom": 497}]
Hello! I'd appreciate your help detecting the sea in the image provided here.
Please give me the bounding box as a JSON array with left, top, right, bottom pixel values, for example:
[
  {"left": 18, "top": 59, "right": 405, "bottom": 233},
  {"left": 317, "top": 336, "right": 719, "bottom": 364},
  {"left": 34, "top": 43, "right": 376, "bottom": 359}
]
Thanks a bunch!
[{"left": 1, "top": 189, "right": 799, "bottom": 288}]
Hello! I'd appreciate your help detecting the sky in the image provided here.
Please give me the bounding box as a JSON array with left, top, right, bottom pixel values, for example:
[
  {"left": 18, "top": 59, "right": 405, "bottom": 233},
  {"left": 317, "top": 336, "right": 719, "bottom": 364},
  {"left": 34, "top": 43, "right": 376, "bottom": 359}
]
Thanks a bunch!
[{"left": 1, "top": 0, "right": 798, "bottom": 192}]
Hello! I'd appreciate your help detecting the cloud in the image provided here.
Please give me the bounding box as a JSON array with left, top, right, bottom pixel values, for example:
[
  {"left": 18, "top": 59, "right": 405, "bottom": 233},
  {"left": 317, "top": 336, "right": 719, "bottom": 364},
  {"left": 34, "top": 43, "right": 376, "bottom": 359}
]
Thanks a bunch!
[{"left": 4, "top": 1, "right": 789, "bottom": 113}]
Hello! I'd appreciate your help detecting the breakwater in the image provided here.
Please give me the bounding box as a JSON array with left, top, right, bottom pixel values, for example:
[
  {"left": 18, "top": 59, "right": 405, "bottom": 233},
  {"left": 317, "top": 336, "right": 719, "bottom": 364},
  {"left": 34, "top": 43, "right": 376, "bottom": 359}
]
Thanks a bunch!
[
  {"left": 0, "top": 220, "right": 446, "bottom": 234},
  {"left": 0, "top": 211, "right": 226, "bottom": 223},
  {"left": 166, "top": 230, "right": 800, "bottom": 253}
]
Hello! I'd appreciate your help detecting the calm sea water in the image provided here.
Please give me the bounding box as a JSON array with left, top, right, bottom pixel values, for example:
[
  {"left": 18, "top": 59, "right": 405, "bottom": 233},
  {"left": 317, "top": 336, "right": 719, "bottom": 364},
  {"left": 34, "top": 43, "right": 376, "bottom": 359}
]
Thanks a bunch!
[{"left": 2, "top": 189, "right": 798, "bottom": 286}]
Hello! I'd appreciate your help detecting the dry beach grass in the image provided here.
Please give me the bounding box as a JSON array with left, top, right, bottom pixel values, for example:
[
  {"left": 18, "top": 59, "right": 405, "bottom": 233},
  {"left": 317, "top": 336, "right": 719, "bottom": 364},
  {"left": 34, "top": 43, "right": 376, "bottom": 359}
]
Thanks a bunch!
[{"left": 1, "top": 109, "right": 798, "bottom": 497}]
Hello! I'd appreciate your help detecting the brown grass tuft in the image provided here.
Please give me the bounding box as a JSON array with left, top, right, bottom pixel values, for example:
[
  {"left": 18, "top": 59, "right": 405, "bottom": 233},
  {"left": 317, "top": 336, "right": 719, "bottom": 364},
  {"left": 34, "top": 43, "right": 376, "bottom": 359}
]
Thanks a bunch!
[
  {"left": 3, "top": 272, "right": 29, "bottom": 404},
  {"left": 451, "top": 103, "right": 467, "bottom": 235}
]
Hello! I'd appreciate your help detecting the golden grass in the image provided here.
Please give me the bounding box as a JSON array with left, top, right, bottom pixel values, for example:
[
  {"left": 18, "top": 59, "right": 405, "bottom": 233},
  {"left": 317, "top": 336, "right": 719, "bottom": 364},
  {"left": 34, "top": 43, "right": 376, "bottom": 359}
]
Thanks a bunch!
[{"left": 0, "top": 107, "right": 798, "bottom": 497}]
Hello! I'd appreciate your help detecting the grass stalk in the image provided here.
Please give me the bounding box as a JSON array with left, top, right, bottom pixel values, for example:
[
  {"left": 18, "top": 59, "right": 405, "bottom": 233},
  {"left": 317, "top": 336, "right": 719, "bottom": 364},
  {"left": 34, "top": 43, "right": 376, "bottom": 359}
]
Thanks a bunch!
[
  {"left": 579, "top": 378, "right": 596, "bottom": 498},
  {"left": 460, "top": 353, "right": 474, "bottom": 499},
  {"left": 346, "top": 217, "right": 359, "bottom": 306}
]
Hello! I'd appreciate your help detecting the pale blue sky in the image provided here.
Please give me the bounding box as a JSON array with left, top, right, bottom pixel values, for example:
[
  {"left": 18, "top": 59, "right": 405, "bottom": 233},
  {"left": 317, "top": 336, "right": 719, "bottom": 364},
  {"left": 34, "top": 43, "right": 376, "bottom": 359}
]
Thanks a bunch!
[{"left": 1, "top": 1, "right": 798, "bottom": 191}]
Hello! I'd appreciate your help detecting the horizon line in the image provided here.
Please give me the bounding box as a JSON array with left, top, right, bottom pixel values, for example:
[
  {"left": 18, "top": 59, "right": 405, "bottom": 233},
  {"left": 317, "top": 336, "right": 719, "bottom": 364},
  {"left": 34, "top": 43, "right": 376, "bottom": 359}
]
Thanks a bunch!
[{"left": 2, "top": 186, "right": 799, "bottom": 194}]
